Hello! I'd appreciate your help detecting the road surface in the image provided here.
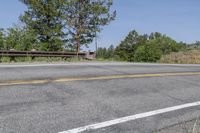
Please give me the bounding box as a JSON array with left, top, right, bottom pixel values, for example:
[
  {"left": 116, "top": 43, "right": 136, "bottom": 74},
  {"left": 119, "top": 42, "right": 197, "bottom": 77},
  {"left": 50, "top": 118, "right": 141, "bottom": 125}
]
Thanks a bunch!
[{"left": 0, "top": 62, "right": 200, "bottom": 133}]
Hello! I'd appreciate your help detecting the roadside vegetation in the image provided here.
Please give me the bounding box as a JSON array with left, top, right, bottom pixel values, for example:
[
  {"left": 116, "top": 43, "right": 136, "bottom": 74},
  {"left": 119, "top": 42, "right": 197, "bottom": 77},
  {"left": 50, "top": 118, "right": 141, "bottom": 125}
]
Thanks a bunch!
[
  {"left": 160, "top": 50, "right": 200, "bottom": 64},
  {"left": 96, "top": 31, "right": 200, "bottom": 64},
  {"left": 0, "top": 56, "right": 88, "bottom": 63}
]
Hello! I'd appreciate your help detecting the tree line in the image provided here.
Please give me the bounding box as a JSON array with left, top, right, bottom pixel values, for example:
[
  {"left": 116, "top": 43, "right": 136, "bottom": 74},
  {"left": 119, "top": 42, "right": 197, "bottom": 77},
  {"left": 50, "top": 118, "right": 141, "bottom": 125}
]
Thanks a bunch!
[
  {"left": 0, "top": 0, "right": 116, "bottom": 55},
  {"left": 97, "top": 30, "right": 199, "bottom": 62}
]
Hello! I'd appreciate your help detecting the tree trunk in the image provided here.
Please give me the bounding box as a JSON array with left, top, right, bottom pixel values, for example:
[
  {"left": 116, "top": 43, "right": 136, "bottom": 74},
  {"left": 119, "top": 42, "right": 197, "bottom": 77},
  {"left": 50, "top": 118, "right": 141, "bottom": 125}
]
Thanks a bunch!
[
  {"left": 76, "top": 28, "right": 81, "bottom": 57},
  {"left": 75, "top": 0, "right": 83, "bottom": 58},
  {"left": 76, "top": 38, "right": 80, "bottom": 57}
]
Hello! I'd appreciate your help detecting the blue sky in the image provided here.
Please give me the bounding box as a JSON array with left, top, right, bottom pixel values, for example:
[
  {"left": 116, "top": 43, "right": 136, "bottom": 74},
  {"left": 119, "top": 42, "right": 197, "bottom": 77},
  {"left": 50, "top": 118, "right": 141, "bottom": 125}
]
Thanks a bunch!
[{"left": 0, "top": 0, "right": 200, "bottom": 50}]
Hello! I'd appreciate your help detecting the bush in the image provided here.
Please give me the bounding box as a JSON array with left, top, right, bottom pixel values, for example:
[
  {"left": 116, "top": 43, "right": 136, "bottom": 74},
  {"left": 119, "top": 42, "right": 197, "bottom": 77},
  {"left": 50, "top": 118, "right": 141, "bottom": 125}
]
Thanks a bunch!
[
  {"left": 14, "top": 57, "right": 32, "bottom": 62},
  {"left": 33, "top": 57, "right": 65, "bottom": 62},
  {"left": 134, "top": 42, "right": 162, "bottom": 62},
  {"left": 0, "top": 57, "right": 11, "bottom": 63},
  {"left": 0, "top": 56, "right": 82, "bottom": 63}
]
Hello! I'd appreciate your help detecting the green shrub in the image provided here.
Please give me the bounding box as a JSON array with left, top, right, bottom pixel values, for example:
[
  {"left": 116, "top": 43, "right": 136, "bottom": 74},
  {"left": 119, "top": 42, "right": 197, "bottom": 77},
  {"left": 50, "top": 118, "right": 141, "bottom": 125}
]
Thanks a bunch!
[
  {"left": 33, "top": 57, "right": 69, "bottom": 62},
  {"left": 0, "top": 56, "right": 89, "bottom": 63},
  {"left": 14, "top": 57, "right": 33, "bottom": 62},
  {"left": 134, "top": 43, "right": 162, "bottom": 62},
  {"left": 67, "top": 56, "right": 85, "bottom": 62},
  {"left": 0, "top": 57, "right": 11, "bottom": 63}
]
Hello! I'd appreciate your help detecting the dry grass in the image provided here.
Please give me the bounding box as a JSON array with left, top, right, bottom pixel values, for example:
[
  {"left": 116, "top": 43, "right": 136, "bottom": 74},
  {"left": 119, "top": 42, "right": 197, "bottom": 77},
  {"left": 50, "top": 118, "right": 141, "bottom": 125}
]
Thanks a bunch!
[{"left": 160, "top": 50, "right": 200, "bottom": 64}]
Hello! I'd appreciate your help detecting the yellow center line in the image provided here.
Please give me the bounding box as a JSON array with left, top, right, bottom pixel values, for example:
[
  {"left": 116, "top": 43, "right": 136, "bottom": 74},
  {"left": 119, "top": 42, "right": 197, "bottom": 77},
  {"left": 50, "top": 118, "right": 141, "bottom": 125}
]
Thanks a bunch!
[{"left": 1, "top": 72, "right": 200, "bottom": 86}]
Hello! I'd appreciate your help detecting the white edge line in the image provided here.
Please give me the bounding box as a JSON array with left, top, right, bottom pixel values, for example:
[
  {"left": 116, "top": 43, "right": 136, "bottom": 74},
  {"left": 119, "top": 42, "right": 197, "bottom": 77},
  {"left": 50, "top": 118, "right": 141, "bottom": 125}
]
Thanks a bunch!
[{"left": 58, "top": 101, "right": 200, "bottom": 133}]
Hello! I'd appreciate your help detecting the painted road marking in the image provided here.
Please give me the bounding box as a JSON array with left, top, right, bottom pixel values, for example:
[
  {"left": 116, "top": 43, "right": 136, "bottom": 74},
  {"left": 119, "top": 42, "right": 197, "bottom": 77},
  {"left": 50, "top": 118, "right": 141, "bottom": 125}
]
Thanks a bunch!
[
  {"left": 1, "top": 72, "right": 200, "bottom": 86},
  {"left": 58, "top": 101, "right": 200, "bottom": 133}
]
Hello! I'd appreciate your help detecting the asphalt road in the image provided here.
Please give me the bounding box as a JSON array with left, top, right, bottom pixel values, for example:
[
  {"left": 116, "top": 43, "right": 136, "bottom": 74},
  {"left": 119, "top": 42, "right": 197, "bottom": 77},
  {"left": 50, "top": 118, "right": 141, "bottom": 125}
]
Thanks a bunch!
[{"left": 0, "top": 62, "right": 200, "bottom": 133}]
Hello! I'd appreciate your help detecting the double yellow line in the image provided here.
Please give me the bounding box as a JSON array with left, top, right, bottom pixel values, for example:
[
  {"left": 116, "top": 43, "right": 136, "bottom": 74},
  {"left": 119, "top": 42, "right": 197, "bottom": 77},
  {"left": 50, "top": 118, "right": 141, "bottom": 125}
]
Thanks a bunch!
[{"left": 1, "top": 72, "right": 200, "bottom": 86}]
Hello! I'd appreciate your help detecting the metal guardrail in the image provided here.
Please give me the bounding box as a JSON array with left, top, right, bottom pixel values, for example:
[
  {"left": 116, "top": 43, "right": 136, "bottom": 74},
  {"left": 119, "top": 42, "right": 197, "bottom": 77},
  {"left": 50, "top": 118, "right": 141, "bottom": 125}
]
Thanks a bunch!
[{"left": 0, "top": 50, "right": 96, "bottom": 59}]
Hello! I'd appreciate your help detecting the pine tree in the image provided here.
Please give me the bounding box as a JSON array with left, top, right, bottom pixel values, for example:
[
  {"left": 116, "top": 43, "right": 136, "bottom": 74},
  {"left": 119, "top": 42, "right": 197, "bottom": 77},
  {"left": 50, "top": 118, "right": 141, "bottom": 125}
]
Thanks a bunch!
[
  {"left": 20, "top": 0, "right": 65, "bottom": 51},
  {"left": 63, "top": 0, "right": 116, "bottom": 55},
  {"left": 115, "top": 30, "right": 142, "bottom": 61}
]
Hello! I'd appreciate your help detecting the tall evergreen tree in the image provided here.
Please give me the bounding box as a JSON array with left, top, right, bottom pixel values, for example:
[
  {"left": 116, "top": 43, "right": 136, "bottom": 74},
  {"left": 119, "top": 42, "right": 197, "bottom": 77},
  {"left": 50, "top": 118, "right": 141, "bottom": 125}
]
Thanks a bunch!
[
  {"left": 20, "top": 0, "right": 65, "bottom": 51},
  {"left": 115, "top": 30, "right": 144, "bottom": 61},
  {"left": 63, "top": 0, "right": 116, "bottom": 55}
]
